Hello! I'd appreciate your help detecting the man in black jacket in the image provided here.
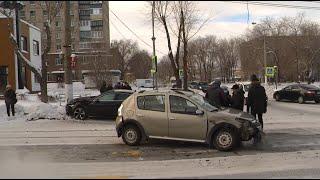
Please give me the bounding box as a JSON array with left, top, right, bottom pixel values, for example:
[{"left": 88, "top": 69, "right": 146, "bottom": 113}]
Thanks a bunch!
[
  {"left": 4, "top": 85, "right": 17, "bottom": 117},
  {"left": 231, "top": 84, "right": 245, "bottom": 111},
  {"left": 100, "top": 81, "right": 108, "bottom": 94},
  {"left": 247, "top": 74, "right": 268, "bottom": 129},
  {"left": 205, "top": 81, "right": 226, "bottom": 109}
]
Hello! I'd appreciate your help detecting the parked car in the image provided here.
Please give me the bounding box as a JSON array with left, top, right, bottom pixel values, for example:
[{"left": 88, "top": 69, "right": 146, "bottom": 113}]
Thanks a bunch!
[
  {"left": 116, "top": 89, "right": 262, "bottom": 151},
  {"left": 198, "top": 82, "right": 209, "bottom": 92},
  {"left": 66, "top": 90, "right": 134, "bottom": 120},
  {"left": 273, "top": 84, "right": 320, "bottom": 104}
]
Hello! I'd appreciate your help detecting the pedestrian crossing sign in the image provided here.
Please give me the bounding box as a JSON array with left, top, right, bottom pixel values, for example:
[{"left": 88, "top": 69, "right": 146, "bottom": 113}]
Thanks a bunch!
[{"left": 265, "top": 67, "right": 275, "bottom": 77}]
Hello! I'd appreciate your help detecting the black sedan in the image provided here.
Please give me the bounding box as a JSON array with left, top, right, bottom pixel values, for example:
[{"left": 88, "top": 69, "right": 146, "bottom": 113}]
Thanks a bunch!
[
  {"left": 66, "top": 90, "right": 134, "bottom": 120},
  {"left": 273, "top": 84, "right": 320, "bottom": 104}
]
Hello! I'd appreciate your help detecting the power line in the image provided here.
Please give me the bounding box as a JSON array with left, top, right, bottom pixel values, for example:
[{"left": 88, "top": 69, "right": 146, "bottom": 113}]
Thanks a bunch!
[
  {"left": 227, "top": 1, "right": 320, "bottom": 11},
  {"left": 110, "top": 18, "right": 126, "bottom": 39},
  {"left": 110, "top": 9, "right": 167, "bottom": 56}
]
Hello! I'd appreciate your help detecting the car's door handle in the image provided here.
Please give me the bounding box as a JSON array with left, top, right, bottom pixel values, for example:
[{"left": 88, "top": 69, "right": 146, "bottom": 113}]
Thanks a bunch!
[
  {"left": 169, "top": 117, "right": 175, "bottom": 121},
  {"left": 137, "top": 114, "right": 144, "bottom": 117}
]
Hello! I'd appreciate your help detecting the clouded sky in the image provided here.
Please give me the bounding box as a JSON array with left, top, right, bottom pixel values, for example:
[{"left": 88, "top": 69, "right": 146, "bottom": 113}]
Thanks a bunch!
[{"left": 109, "top": 1, "right": 320, "bottom": 58}]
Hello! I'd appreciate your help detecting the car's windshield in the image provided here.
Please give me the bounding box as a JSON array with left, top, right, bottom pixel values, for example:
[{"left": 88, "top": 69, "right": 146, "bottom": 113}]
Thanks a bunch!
[{"left": 187, "top": 93, "right": 218, "bottom": 112}]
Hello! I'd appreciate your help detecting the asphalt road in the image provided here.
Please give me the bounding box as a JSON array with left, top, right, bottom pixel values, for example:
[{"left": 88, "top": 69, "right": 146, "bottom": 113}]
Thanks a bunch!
[{"left": 0, "top": 100, "right": 319, "bottom": 178}]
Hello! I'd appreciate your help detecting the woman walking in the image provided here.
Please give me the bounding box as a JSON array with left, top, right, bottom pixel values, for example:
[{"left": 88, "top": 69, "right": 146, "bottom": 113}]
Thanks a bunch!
[{"left": 4, "top": 85, "right": 17, "bottom": 117}]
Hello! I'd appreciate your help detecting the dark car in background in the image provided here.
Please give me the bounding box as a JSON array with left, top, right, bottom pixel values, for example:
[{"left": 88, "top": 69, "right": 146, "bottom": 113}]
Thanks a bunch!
[
  {"left": 66, "top": 89, "right": 134, "bottom": 120},
  {"left": 273, "top": 84, "right": 320, "bottom": 104}
]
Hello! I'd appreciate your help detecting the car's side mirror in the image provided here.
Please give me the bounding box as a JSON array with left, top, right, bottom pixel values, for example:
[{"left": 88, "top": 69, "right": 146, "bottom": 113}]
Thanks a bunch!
[{"left": 196, "top": 109, "right": 204, "bottom": 115}]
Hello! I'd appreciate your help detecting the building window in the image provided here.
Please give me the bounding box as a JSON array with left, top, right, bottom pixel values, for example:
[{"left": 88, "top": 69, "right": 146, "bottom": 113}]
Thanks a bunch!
[
  {"left": 80, "top": 20, "right": 90, "bottom": 27},
  {"left": 92, "top": 31, "right": 103, "bottom": 38},
  {"left": 43, "top": 10, "right": 47, "bottom": 16},
  {"left": 71, "top": 20, "right": 75, "bottom": 27},
  {"left": 57, "top": 11, "right": 61, "bottom": 17},
  {"left": 70, "top": 9, "right": 74, "bottom": 16},
  {"left": 55, "top": 56, "right": 62, "bottom": 65},
  {"left": 55, "top": 21, "right": 60, "bottom": 27},
  {"left": 30, "top": 1, "right": 35, "bottom": 5},
  {"left": 33, "top": 40, "right": 40, "bottom": 56},
  {"left": 91, "top": 8, "right": 102, "bottom": 15},
  {"left": 21, "top": 36, "right": 28, "bottom": 52},
  {"left": 34, "top": 74, "right": 40, "bottom": 83},
  {"left": 20, "top": 10, "right": 25, "bottom": 18},
  {"left": 30, "top": 10, "right": 35, "bottom": 18},
  {"left": 56, "top": 44, "right": 61, "bottom": 50},
  {"left": 56, "top": 33, "right": 60, "bottom": 40},
  {"left": 91, "top": 20, "right": 103, "bottom": 27}
]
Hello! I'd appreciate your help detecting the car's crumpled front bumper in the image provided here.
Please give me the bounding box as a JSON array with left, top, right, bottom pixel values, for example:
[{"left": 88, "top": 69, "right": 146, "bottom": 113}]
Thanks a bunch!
[{"left": 239, "top": 118, "right": 262, "bottom": 141}]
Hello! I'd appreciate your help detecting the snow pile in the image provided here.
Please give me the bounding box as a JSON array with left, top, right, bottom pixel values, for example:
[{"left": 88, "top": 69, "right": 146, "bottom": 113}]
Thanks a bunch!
[{"left": 0, "top": 101, "right": 67, "bottom": 122}]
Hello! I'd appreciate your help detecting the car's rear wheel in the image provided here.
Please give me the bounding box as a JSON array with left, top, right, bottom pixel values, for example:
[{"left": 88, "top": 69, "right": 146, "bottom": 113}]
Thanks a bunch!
[
  {"left": 213, "top": 128, "right": 239, "bottom": 151},
  {"left": 74, "top": 107, "right": 87, "bottom": 120},
  {"left": 275, "top": 94, "right": 281, "bottom": 101},
  {"left": 298, "top": 96, "right": 304, "bottom": 104},
  {"left": 315, "top": 99, "right": 320, "bottom": 104},
  {"left": 122, "top": 125, "right": 141, "bottom": 146}
]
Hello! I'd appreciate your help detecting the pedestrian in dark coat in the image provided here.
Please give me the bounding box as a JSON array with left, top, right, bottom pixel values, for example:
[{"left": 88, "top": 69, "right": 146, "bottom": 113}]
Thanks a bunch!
[
  {"left": 123, "top": 82, "right": 132, "bottom": 90},
  {"left": 247, "top": 74, "right": 268, "bottom": 129},
  {"left": 231, "top": 84, "right": 245, "bottom": 111},
  {"left": 4, "top": 85, "right": 17, "bottom": 117},
  {"left": 205, "top": 81, "right": 226, "bottom": 109},
  {"left": 100, "top": 81, "right": 108, "bottom": 94}
]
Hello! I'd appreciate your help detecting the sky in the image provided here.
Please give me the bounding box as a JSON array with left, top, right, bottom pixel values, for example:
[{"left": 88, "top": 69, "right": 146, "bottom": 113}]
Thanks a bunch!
[{"left": 109, "top": 1, "right": 320, "bottom": 58}]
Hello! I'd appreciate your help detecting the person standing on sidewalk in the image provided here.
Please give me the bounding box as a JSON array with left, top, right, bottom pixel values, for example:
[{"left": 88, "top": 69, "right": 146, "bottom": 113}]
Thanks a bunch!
[
  {"left": 4, "top": 85, "right": 17, "bottom": 117},
  {"left": 247, "top": 74, "right": 268, "bottom": 129}
]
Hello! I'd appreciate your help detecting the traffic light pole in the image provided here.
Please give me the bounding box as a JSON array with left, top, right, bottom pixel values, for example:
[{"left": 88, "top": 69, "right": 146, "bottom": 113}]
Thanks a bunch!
[{"left": 63, "top": 1, "right": 73, "bottom": 103}]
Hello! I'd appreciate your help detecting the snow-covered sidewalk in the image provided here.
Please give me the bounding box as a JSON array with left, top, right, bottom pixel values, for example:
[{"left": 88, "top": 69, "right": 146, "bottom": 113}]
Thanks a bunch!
[{"left": 0, "top": 99, "right": 66, "bottom": 122}]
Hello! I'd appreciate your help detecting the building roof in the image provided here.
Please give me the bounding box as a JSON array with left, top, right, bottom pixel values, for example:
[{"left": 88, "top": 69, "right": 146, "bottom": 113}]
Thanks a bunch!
[{"left": 20, "top": 19, "right": 41, "bottom": 31}]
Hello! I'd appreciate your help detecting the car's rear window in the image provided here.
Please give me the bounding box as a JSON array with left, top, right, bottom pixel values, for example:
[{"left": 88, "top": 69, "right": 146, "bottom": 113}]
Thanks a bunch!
[{"left": 137, "top": 95, "right": 165, "bottom": 112}]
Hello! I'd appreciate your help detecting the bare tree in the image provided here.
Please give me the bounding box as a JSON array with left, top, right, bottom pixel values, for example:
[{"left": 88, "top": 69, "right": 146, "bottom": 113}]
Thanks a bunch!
[
  {"left": 111, "top": 39, "right": 139, "bottom": 80},
  {"left": 128, "top": 50, "right": 152, "bottom": 79}
]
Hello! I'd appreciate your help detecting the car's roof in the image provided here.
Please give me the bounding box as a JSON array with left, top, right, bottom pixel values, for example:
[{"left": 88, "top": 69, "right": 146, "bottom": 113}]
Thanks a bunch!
[
  {"left": 112, "top": 89, "right": 134, "bottom": 93},
  {"left": 135, "top": 89, "right": 197, "bottom": 96}
]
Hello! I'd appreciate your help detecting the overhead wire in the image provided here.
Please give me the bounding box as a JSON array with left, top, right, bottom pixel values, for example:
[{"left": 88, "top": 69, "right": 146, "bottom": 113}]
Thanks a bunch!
[
  {"left": 110, "top": 9, "right": 167, "bottom": 56},
  {"left": 227, "top": 1, "right": 320, "bottom": 11}
]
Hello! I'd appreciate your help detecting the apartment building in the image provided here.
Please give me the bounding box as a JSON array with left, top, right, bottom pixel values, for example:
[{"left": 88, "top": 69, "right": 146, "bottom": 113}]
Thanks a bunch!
[
  {"left": 0, "top": 17, "right": 42, "bottom": 95},
  {"left": 20, "top": 1, "right": 110, "bottom": 82}
]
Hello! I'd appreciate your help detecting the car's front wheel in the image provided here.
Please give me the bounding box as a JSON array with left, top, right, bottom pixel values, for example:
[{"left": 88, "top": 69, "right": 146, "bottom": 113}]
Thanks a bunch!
[
  {"left": 213, "top": 128, "right": 239, "bottom": 151},
  {"left": 73, "top": 107, "right": 87, "bottom": 120},
  {"left": 315, "top": 99, "right": 320, "bottom": 104},
  {"left": 122, "top": 125, "right": 141, "bottom": 146}
]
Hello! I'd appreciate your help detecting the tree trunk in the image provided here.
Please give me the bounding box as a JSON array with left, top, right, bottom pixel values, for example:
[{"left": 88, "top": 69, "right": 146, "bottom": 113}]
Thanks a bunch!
[
  {"left": 181, "top": 9, "right": 188, "bottom": 90},
  {"left": 162, "top": 17, "right": 181, "bottom": 88}
]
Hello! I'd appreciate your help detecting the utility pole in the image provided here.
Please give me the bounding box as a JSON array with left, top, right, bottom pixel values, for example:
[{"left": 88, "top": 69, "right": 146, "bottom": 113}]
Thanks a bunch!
[
  {"left": 63, "top": 1, "right": 73, "bottom": 103},
  {"left": 263, "top": 34, "right": 267, "bottom": 86},
  {"left": 14, "top": 1, "right": 23, "bottom": 89},
  {"left": 151, "top": 1, "right": 157, "bottom": 89}
]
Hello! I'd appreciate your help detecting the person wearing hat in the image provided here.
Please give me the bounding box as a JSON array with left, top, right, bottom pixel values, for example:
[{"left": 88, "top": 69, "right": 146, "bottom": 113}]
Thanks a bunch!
[
  {"left": 4, "top": 84, "right": 17, "bottom": 117},
  {"left": 205, "top": 80, "right": 226, "bottom": 109},
  {"left": 230, "top": 84, "right": 245, "bottom": 111},
  {"left": 247, "top": 74, "right": 268, "bottom": 129}
]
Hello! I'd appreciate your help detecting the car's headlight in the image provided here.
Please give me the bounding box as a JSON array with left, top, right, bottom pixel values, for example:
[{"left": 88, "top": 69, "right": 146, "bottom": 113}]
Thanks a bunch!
[{"left": 118, "top": 104, "right": 123, "bottom": 116}]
